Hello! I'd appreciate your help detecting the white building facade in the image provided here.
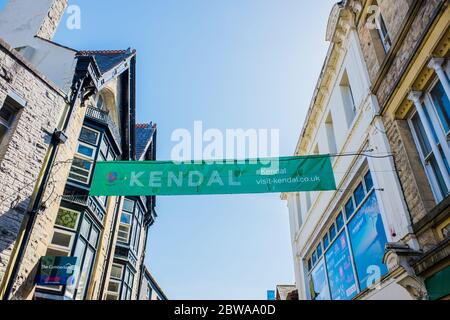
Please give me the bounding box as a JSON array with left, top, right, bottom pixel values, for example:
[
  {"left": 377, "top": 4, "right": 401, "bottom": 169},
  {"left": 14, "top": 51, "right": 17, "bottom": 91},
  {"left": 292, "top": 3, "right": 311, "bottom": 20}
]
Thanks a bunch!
[{"left": 283, "top": 3, "right": 418, "bottom": 300}]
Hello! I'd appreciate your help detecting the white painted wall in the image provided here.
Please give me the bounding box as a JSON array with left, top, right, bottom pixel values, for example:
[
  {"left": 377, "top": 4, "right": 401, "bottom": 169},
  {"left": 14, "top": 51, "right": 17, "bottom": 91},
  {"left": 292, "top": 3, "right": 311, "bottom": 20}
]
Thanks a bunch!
[
  {"left": 0, "top": 0, "right": 56, "bottom": 47},
  {"left": 285, "top": 29, "right": 412, "bottom": 300},
  {"left": 0, "top": 0, "right": 77, "bottom": 93}
]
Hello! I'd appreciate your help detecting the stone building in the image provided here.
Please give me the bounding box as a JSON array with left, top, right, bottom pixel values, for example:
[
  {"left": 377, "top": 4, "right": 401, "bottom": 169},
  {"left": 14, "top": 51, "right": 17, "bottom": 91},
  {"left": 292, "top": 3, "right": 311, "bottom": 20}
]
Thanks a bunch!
[
  {"left": 354, "top": 0, "right": 449, "bottom": 300},
  {"left": 0, "top": 0, "right": 163, "bottom": 300}
]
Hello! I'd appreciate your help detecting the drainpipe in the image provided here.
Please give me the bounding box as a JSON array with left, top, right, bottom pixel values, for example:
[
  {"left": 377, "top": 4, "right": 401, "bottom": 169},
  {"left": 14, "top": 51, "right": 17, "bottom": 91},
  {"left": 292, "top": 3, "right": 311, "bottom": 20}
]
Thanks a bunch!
[{"left": 2, "top": 73, "right": 88, "bottom": 300}]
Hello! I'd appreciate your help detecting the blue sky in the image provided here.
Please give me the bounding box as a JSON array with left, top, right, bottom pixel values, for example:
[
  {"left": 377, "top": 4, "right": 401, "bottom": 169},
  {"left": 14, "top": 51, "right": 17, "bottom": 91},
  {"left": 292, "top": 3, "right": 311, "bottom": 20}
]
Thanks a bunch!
[{"left": 1, "top": 0, "right": 336, "bottom": 299}]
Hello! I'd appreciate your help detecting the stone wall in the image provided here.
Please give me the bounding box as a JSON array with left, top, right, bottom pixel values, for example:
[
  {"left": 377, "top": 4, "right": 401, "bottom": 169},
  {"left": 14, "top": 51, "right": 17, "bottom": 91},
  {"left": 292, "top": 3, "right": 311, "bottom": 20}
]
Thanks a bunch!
[
  {"left": 0, "top": 39, "right": 67, "bottom": 291},
  {"left": 36, "top": 0, "right": 68, "bottom": 41},
  {"left": 376, "top": 0, "right": 444, "bottom": 108},
  {"left": 382, "top": 115, "right": 436, "bottom": 225}
]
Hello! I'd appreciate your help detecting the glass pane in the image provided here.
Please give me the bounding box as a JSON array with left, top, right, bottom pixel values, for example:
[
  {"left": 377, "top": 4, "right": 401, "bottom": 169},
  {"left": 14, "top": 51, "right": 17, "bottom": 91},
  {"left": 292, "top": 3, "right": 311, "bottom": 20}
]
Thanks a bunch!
[
  {"left": 364, "top": 171, "right": 374, "bottom": 191},
  {"left": 120, "top": 212, "right": 131, "bottom": 225},
  {"left": 354, "top": 183, "right": 365, "bottom": 207},
  {"left": 79, "top": 127, "right": 99, "bottom": 145},
  {"left": 100, "top": 138, "right": 108, "bottom": 157},
  {"left": 411, "top": 113, "right": 433, "bottom": 156},
  {"left": 336, "top": 212, "right": 344, "bottom": 231},
  {"left": 345, "top": 198, "right": 355, "bottom": 219},
  {"left": 325, "top": 232, "right": 358, "bottom": 300},
  {"left": 72, "top": 157, "right": 92, "bottom": 171},
  {"left": 46, "top": 247, "right": 70, "bottom": 257},
  {"left": 430, "top": 155, "right": 448, "bottom": 197},
  {"left": 77, "top": 144, "right": 95, "bottom": 158},
  {"left": 309, "top": 260, "right": 331, "bottom": 300},
  {"left": 111, "top": 265, "right": 123, "bottom": 280},
  {"left": 431, "top": 80, "right": 450, "bottom": 133},
  {"left": 51, "top": 231, "right": 73, "bottom": 249},
  {"left": 108, "top": 281, "right": 120, "bottom": 294},
  {"left": 73, "top": 240, "right": 86, "bottom": 266},
  {"left": 123, "top": 199, "right": 135, "bottom": 212},
  {"left": 80, "top": 218, "right": 91, "bottom": 239},
  {"left": 312, "top": 251, "right": 317, "bottom": 266},
  {"left": 316, "top": 244, "right": 322, "bottom": 258},
  {"left": 105, "top": 294, "right": 119, "bottom": 301},
  {"left": 323, "top": 234, "right": 330, "bottom": 249},
  {"left": 89, "top": 228, "right": 99, "bottom": 247},
  {"left": 348, "top": 192, "right": 388, "bottom": 291},
  {"left": 0, "top": 106, "right": 13, "bottom": 123},
  {"left": 329, "top": 224, "right": 336, "bottom": 241},
  {"left": 76, "top": 248, "right": 95, "bottom": 300},
  {"left": 55, "top": 208, "right": 79, "bottom": 230}
]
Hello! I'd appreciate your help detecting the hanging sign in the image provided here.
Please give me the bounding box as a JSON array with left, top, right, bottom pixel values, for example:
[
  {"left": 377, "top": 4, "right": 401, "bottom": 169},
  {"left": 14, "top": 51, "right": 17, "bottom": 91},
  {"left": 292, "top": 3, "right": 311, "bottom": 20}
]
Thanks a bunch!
[
  {"left": 89, "top": 155, "right": 336, "bottom": 196},
  {"left": 35, "top": 256, "right": 78, "bottom": 286}
]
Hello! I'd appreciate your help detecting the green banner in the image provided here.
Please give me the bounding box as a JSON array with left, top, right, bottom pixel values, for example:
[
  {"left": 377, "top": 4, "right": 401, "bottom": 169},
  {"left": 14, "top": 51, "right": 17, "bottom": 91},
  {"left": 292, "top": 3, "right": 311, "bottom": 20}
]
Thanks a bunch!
[{"left": 89, "top": 155, "right": 336, "bottom": 196}]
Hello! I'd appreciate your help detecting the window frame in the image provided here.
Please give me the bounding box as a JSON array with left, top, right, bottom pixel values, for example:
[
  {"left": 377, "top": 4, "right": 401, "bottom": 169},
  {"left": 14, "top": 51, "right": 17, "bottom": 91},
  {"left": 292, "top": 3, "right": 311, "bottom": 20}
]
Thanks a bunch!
[
  {"left": 304, "top": 169, "right": 385, "bottom": 300},
  {"left": 407, "top": 76, "right": 450, "bottom": 202}
]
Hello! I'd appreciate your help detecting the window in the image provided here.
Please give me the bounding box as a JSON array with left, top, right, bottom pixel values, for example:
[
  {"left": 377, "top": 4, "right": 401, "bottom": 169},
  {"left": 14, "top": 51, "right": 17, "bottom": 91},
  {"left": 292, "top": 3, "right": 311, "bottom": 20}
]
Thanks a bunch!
[
  {"left": 118, "top": 213, "right": 132, "bottom": 243},
  {"left": 106, "top": 264, "right": 124, "bottom": 300},
  {"left": 146, "top": 285, "right": 153, "bottom": 300},
  {"left": 55, "top": 207, "right": 81, "bottom": 231},
  {"left": 325, "top": 112, "right": 338, "bottom": 154},
  {"left": 0, "top": 101, "right": 18, "bottom": 145},
  {"left": 336, "top": 212, "right": 344, "bottom": 231},
  {"left": 121, "top": 268, "right": 135, "bottom": 300},
  {"left": 374, "top": 4, "right": 391, "bottom": 53},
  {"left": 79, "top": 127, "right": 100, "bottom": 145},
  {"left": 295, "top": 193, "right": 303, "bottom": 229},
  {"left": 74, "top": 216, "right": 100, "bottom": 300},
  {"left": 340, "top": 71, "right": 356, "bottom": 127},
  {"left": 304, "top": 170, "right": 388, "bottom": 300},
  {"left": 110, "top": 264, "right": 124, "bottom": 280},
  {"left": 69, "top": 142, "right": 97, "bottom": 184},
  {"left": 409, "top": 78, "right": 450, "bottom": 202},
  {"left": 322, "top": 233, "right": 330, "bottom": 250},
  {"left": 430, "top": 80, "right": 450, "bottom": 136},
  {"left": 305, "top": 192, "right": 312, "bottom": 213},
  {"left": 49, "top": 229, "right": 75, "bottom": 256}
]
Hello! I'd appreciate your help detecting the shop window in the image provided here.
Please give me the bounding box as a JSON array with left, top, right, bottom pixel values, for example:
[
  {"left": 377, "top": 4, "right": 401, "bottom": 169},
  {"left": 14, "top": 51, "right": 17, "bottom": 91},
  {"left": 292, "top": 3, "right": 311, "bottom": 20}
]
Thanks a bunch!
[
  {"left": 344, "top": 198, "right": 355, "bottom": 220},
  {"left": 347, "top": 192, "right": 388, "bottom": 291},
  {"left": 308, "top": 261, "right": 330, "bottom": 300},
  {"left": 304, "top": 170, "right": 388, "bottom": 300},
  {"left": 354, "top": 183, "right": 365, "bottom": 207}
]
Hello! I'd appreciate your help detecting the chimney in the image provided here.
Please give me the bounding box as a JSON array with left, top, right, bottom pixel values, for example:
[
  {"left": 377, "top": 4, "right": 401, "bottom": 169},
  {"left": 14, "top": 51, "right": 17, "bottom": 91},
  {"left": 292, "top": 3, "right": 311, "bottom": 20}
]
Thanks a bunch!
[{"left": 0, "top": 0, "right": 68, "bottom": 48}]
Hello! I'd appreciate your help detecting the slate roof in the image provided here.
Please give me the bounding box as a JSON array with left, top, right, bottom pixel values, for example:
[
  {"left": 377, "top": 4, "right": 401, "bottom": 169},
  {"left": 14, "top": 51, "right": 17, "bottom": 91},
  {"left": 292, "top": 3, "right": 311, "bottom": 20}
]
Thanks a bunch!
[
  {"left": 136, "top": 123, "right": 156, "bottom": 160},
  {"left": 76, "top": 49, "right": 136, "bottom": 74}
]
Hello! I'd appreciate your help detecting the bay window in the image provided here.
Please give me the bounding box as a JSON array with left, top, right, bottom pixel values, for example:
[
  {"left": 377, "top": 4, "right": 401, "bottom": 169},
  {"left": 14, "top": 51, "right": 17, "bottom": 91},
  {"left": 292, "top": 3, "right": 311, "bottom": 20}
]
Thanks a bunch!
[{"left": 408, "top": 68, "right": 450, "bottom": 202}]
